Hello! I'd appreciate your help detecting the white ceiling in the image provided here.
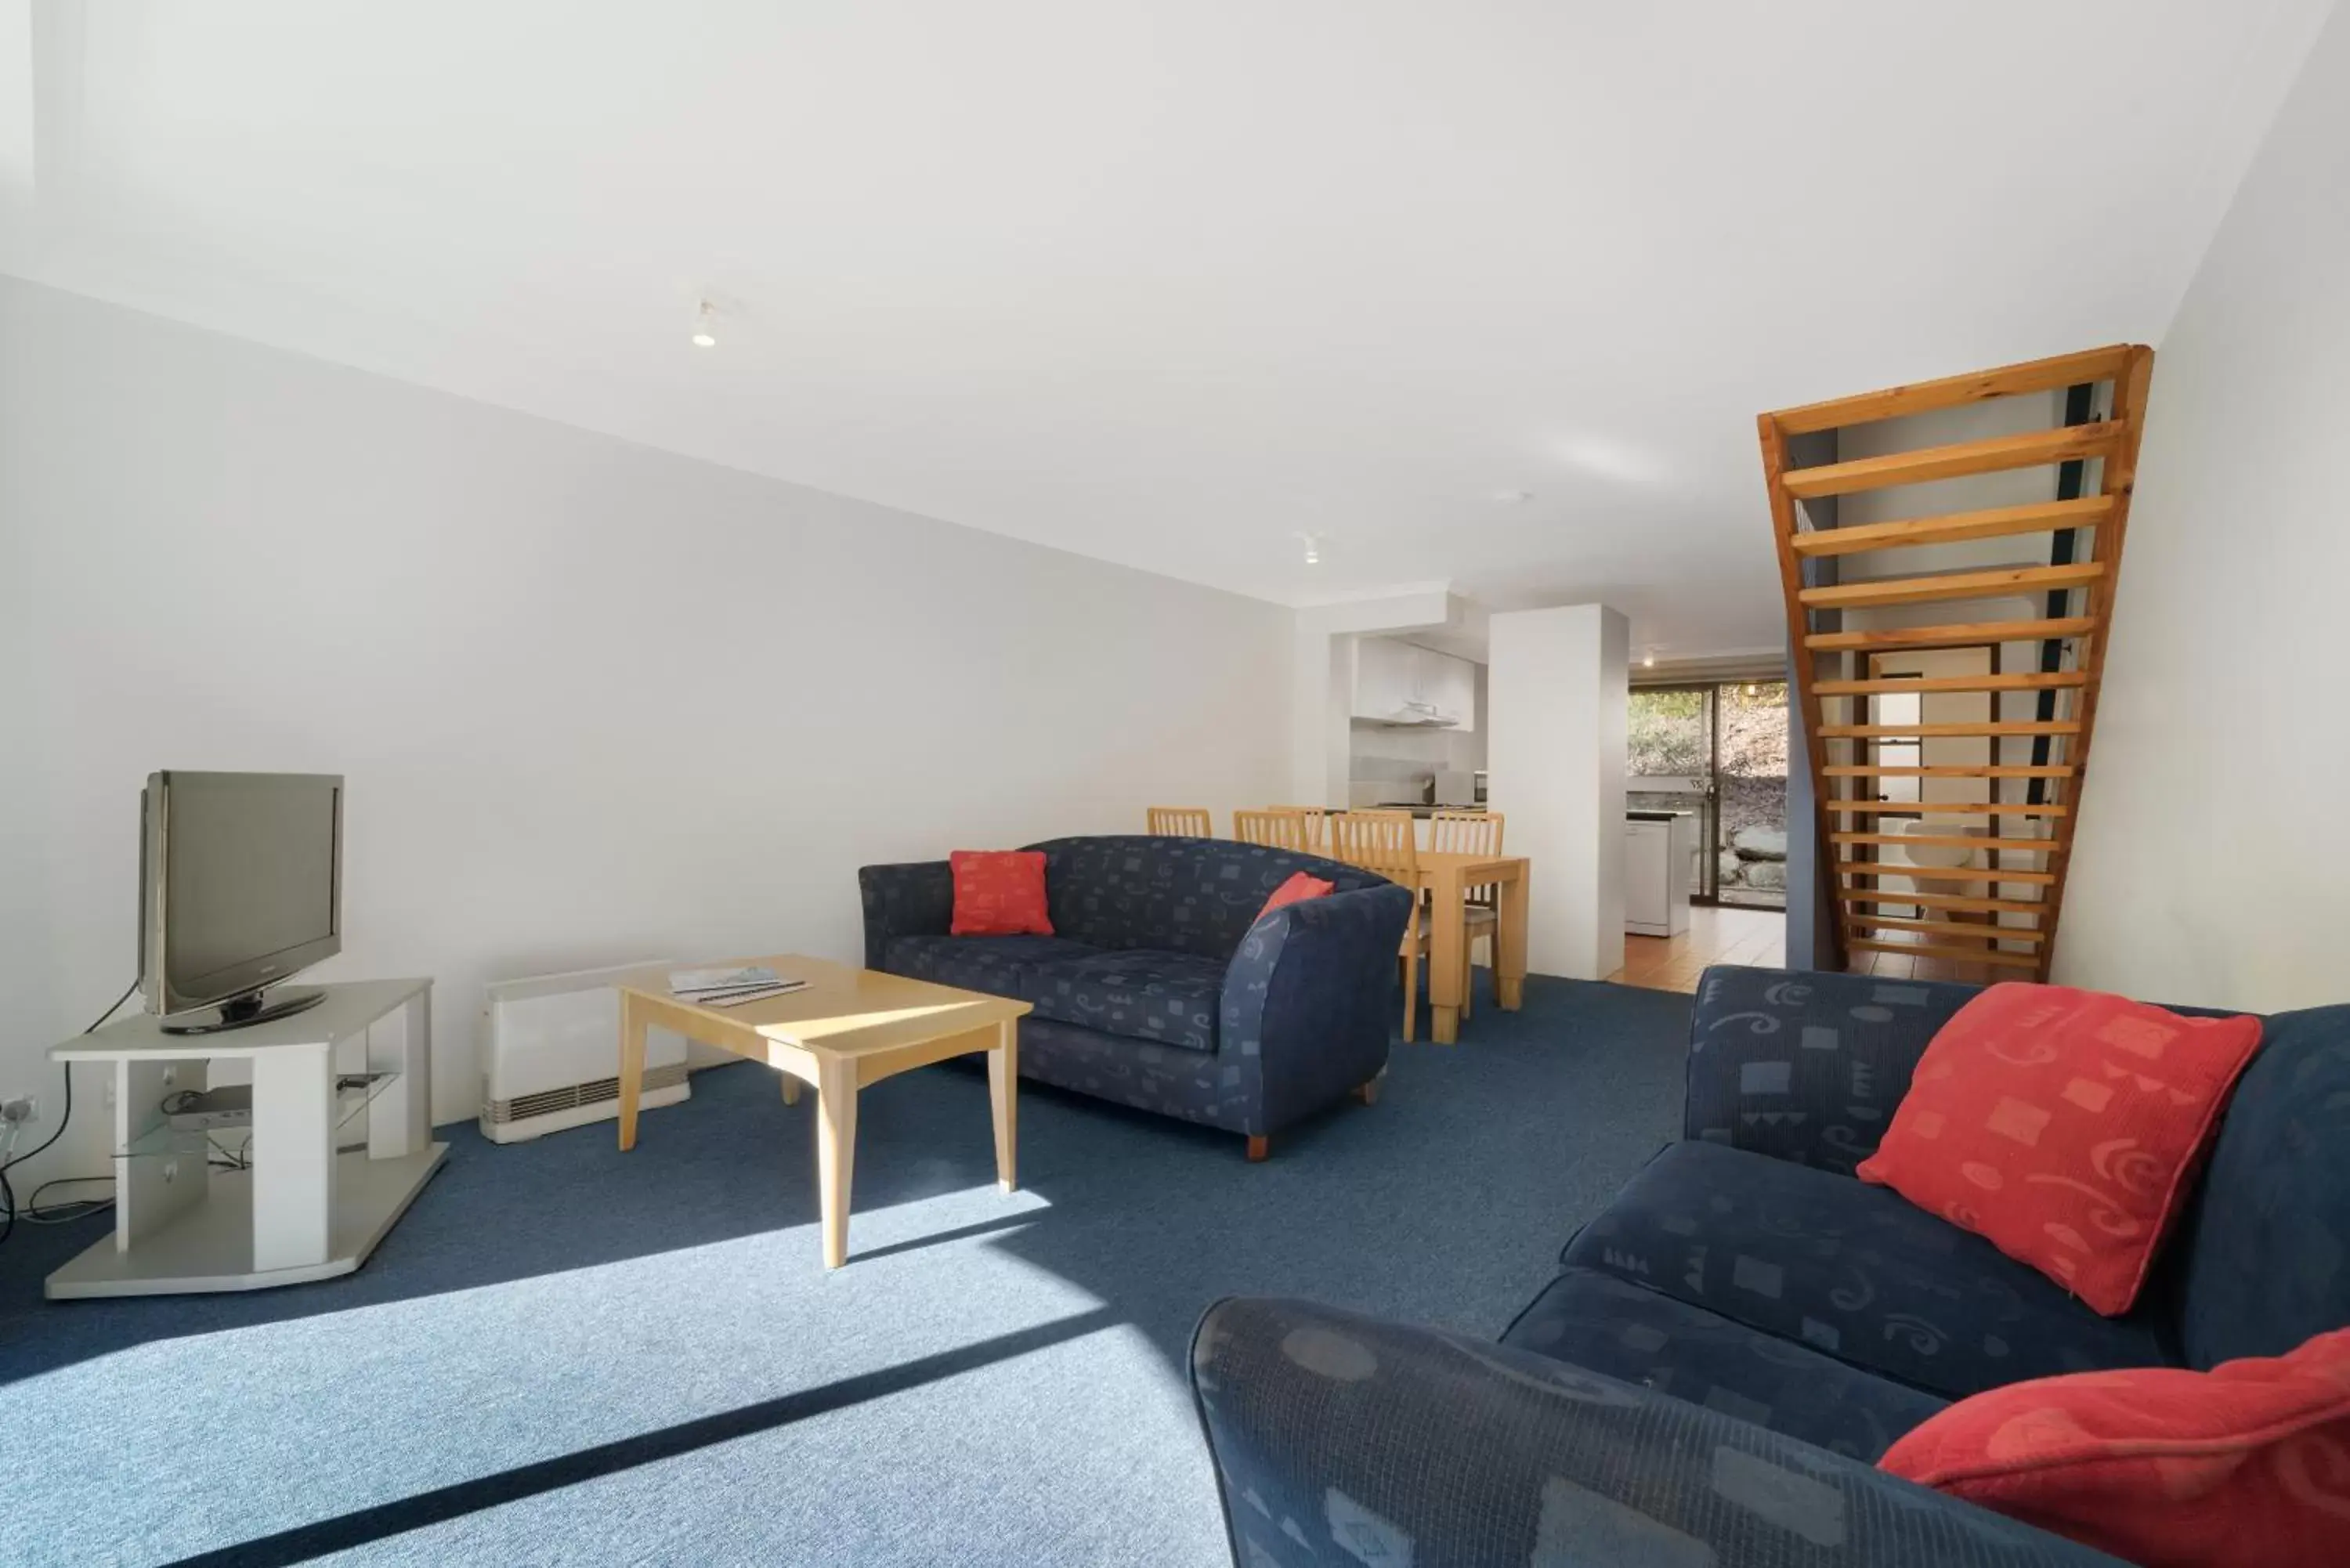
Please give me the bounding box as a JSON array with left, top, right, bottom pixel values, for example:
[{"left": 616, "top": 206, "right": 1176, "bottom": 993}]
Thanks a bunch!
[{"left": 2, "top": 1, "right": 2334, "bottom": 658}]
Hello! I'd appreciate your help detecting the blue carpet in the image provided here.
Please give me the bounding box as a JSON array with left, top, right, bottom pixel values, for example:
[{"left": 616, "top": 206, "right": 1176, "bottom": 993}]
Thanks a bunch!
[{"left": 0, "top": 974, "right": 1693, "bottom": 1567}]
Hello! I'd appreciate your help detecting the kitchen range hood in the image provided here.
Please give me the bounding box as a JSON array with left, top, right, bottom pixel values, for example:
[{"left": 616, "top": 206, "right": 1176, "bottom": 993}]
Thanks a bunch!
[{"left": 1380, "top": 700, "right": 1459, "bottom": 728}]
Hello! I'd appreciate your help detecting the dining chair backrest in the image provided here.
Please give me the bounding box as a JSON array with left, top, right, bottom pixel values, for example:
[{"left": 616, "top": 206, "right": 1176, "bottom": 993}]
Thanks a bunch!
[
  {"left": 1427, "top": 810, "right": 1501, "bottom": 857},
  {"left": 1147, "top": 806, "right": 1213, "bottom": 837},
  {"left": 1267, "top": 804, "right": 1332, "bottom": 851},
  {"left": 1430, "top": 810, "right": 1505, "bottom": 902},
  {"left": 1234, "top": 808, "right": 1310, "bottom": 853},
  {"left": 1327, "top": 810, "right": 1418, "bottom": 884}
]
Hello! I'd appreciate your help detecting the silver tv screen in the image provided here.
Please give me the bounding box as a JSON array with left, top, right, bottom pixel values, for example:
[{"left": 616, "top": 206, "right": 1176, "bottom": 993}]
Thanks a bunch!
[{"left": 150, "top": 772, "right": 342, "bottom": 1005}]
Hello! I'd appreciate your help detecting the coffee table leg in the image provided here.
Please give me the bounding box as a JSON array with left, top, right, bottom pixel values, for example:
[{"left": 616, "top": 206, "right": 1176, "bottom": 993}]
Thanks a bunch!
[
  {"left": 617, "top": 992, "right": 645, "bottom": 1151},
  {"left": 989, "top": 1020, "right": 1018, "bottom": 1193},
  {"left": 816, "top": 1058, "right": 857, "bottom": 1269}
]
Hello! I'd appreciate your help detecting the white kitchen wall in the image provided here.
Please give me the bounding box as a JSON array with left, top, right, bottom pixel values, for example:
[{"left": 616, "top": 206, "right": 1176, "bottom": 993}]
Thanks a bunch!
[
  {"left": 0, "top": 278, "right": 1292, "bottom": 1190},
  {"left": 2060, "top": 2, "right": 2350, "bottom": 1010},
  {"left": 1348, "top": 658, "right": 1486, "bottom": 805}
]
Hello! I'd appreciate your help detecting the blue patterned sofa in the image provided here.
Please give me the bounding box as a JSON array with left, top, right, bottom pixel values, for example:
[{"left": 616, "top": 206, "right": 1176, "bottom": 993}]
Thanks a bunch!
[
  {"left": 859, "top": 835, "right": 1412, "bottom": 1158},
  {"left": 1191, "top": 963, "right": 2350, "bottom": 1564}
]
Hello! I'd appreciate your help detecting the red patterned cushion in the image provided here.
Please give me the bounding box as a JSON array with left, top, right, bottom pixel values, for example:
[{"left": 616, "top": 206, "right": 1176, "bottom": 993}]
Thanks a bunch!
[
  {"left": 1256, "top": 871, "right": 1334, "bottom": 923},
  {"left": 948, "top": 851, "right": 1053, "bottom": 937},
  {"left": 1856, "top": 983, "right": 2261, "bottom": 1315},
  {"left": 1881, "top": 1328, "right": 2350, "bottom": 1567}
]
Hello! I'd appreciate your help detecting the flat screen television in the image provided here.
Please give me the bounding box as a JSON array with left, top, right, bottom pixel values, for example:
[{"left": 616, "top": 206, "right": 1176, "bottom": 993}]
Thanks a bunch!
[{"left": 139, "top": 771, "right": 344, "bottom": 1033}]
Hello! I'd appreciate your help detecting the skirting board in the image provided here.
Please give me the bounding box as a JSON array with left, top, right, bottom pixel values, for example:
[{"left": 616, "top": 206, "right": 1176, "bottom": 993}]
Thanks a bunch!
[{"left": 45, "top": 1144, "right": 447, "bottom": 1299}]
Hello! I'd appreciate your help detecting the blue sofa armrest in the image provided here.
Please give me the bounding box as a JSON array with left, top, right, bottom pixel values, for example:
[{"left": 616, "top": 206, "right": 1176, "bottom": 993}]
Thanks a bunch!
[
  {"left": 857, "top": 860, "right": 954, "bottom": 971},
  {"left": 1684, "top": 963, "right": 1983, "bottom": 1173},
  {"left": 1220, "top": 882, "right": 1413, "bottom": 1136},
  {"left": 1191, "top": 1296, "right": 2122, "bottom": 1568}
]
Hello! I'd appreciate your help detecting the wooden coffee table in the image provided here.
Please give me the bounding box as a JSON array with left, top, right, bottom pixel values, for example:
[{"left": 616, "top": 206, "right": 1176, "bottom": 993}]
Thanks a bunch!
[{"left": 614, "top": 956, "right": 1029, "bottom": 1269}]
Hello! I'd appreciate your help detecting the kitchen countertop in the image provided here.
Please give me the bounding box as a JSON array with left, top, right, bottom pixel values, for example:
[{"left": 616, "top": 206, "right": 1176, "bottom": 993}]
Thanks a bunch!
[{"left": 1367, "top": 803, "right": 1488, "bottom": 818}]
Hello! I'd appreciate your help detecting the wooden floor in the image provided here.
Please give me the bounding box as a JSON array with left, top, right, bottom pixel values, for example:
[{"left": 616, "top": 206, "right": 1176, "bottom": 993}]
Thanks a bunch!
[
  {"left": 1846, "top": 934, "right": 2012, "bottom": 985},
  {"left": 1607, "top": 905, "right": 1784, "bottom": 993},
  {"left": 1606, "top": 904, "right": 2012, "bottom": 992}
]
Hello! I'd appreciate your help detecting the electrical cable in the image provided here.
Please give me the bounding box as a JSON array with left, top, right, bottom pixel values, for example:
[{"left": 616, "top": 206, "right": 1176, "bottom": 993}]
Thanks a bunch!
[
  {"left": 22, "top": 1175, "right": 115, "bottom": 1224},
  {"left": 0, "top": 980, "right": 140, "bottom": 1247}
]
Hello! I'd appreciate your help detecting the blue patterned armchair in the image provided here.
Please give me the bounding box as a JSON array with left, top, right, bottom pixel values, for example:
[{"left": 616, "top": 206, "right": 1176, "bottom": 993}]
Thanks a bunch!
[
  {"left": 1191, "top": 964, "right": 2350, "bottom": 1564},
  {"left": 859, "top": 835, "right": 1412, "bottom": 1158}
]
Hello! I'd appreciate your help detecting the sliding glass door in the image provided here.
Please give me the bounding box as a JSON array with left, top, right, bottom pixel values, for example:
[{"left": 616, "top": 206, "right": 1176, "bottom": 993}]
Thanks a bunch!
[
  {"left": 1629, "top": 680, "right": 1789, "bottom": 909},
  {"left": 1628, "top": 685, "right": 1716, "bottom": 898}
]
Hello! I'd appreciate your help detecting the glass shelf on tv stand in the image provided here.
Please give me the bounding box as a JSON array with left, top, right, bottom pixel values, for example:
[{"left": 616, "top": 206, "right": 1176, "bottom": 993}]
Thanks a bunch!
[{"left": 115, "top": 1071, "right": 403, "bottom": 1162}]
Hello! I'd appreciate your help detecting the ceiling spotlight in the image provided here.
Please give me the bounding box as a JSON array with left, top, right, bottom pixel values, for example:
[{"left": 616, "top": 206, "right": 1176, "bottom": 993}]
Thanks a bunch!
[
  {"left": 1642, "top": 650, "right": 1658, "bottom": 668},
  {"left": 690, "top": 299, "right": 718, "bottom": 349},
  {"left": 1296, "top": 531, "right": 1325, "bottom": 566}
]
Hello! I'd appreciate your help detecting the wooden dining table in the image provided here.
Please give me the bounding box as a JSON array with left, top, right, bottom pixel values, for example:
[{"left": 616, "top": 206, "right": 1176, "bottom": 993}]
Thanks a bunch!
[{"left": 1411, "top": 851, "right": 1531, "bottom": 1044}]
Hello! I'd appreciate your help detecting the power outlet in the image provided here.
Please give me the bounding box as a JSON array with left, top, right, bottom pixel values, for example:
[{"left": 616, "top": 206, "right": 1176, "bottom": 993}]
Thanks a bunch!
[{"left": 0, "top": 1095, "right": 37, "bottom": 1127}]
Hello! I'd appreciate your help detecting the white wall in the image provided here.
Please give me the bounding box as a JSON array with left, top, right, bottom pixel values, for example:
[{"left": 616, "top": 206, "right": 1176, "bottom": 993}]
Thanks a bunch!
[
  {"left": 0, "top": 278, "right": 1292, "bottom": 1193},
  {"left": 1487, "top": 604, "right": 1628, "bottom": 980},
  {"left": 2060, "top": 2, "right": 2350, "bottom": 1011}
]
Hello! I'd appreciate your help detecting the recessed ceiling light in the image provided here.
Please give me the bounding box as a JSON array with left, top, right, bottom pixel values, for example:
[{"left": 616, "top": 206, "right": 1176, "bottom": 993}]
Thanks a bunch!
[
  {"left": 1490, "top": 489, "right": 1535, "bottom": 504},
  {"left": 1643, "top": 650, "right": 1658, "bottom": 668},
  {"left": 691, "top": 299, "right": 718, "bottom": 349},
  {"left": 1296, "top": 531, "right": 1325, "bottom": 565}
]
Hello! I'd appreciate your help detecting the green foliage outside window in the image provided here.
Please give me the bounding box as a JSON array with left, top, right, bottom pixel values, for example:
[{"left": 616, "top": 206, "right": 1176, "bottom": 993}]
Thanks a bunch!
[{"left": 1629, "top": 688, "right": 1708, "bottom": 777}]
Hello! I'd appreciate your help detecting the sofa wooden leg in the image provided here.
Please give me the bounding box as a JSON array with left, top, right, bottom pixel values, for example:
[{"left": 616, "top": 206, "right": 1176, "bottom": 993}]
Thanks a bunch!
[
  {"left": 1246, "top": 1135, "right": 1271, "bottom": 1162},
  {"left": 1354, "top": 1077, "right": 1381, "bottom": 1107}
]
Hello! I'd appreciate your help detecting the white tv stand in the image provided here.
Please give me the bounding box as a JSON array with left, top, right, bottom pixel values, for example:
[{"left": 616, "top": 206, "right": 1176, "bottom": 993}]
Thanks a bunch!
[{"left": 45, "top": 977, "right": 446, "bottom": 1299}]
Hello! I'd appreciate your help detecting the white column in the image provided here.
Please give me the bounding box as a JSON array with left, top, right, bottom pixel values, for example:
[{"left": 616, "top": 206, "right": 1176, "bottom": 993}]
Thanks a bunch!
[{"left": 1488, "top": 604, "right": 1629, "bottom": 980}]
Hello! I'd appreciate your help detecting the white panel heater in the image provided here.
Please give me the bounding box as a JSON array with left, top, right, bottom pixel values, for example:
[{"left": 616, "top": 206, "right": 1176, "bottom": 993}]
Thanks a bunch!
[{"left": 479, "top": 960, "right": 689, "bottom": 1143}]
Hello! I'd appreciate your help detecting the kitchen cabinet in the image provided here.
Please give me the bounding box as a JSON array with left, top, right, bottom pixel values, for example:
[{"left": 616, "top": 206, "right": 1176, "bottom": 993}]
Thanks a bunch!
[{"left": 1350, "top": 638, "right": 1477, "bottom": 732}]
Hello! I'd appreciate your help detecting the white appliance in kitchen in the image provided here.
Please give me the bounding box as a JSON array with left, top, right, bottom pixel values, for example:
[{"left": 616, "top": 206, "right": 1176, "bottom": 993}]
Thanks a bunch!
[{"left": 1624, "top": 811, "right": 1694, "bottom": 938}]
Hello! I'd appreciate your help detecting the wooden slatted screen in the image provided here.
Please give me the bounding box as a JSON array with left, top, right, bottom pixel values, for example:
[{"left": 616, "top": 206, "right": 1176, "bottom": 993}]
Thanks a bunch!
[{"left": 1758, "top": 345, "right": 2155, "bottom": 981}]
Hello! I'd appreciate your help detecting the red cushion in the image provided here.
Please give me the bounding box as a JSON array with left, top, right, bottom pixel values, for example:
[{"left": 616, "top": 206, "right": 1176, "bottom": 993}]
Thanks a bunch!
[
  {"left": 1255, "top": 871, "right": 1335, "bottom": 923},
  {"left": 948, "top": 850, "right": 1053, "bottom": 937},
  {"left": 1856, "top": 983, "right": 2261, "bottom": 1315},
  {"left": 1880, "top": 1328, "right": 2350, "bottom": 1567}
]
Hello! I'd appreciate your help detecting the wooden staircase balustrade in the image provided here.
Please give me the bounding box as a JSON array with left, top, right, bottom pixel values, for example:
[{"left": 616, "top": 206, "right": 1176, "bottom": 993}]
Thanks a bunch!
[
  {"left": 1760, "top": 343, "right": 2155, "bottom": 981},
  {"left": 1845, "top": 915, "right": 2048, "bottom": 944},
  {"left": 1798, "top": 562, "right": 2106, "bottom": 612},
  {"left": 1838, "top": 890, "right": 2050, "bottom": 916},
  {"left": 1790, "top": 497, "right": 2116, "bottom": 558},
  {"left": 1779, "top": 423, "right": 2124, "bottom": 500},
  {"left": 1802, "top": 616, "right": 2096, "bottom": 654},
  {"left": 1813, "top": 672, "right": 2087, "bottom": 697}
]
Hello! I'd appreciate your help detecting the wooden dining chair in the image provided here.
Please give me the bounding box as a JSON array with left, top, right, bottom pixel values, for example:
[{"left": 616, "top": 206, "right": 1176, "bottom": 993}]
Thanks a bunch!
[
  {"left": 1327, "top": 810, "right": 1429, "bottom": 1042},
  {"left": 1233, "top": 808, "right": 1309, "bottom": 852},
  {"left": 1267, "top": 804, "right": 1332, "bottom": 853},
  {"left": 1429, "top": 811, "right": 1505, "bottom": 1017},
  {"left": 1146, "top": 806, "right": 1213, "bottom": 837}
]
